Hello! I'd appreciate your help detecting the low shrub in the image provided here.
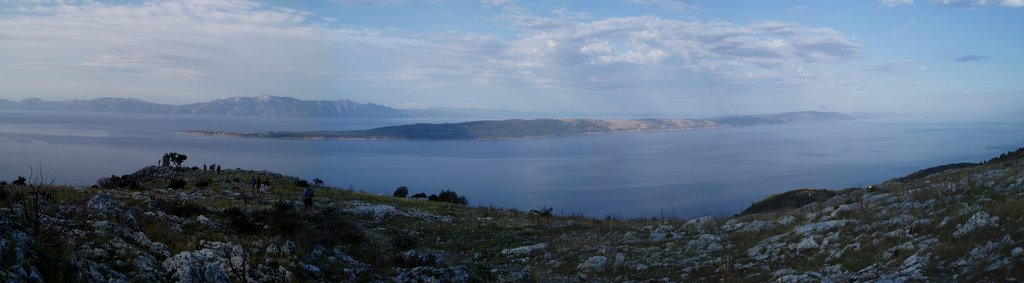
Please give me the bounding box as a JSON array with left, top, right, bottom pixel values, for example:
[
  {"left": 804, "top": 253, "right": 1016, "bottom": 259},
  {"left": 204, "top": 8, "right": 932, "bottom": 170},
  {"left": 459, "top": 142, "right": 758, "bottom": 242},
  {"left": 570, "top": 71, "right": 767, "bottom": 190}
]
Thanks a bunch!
[
  {"left": 436, "top": 190, "right": 468, "bottom": 205},
  {"left": 297, "top": 207, "right": 364, "bottom": 248},
  {"left": 393, "top": 186, "right": 409, "bottom": 198},
  {"left": 168, "top": 179, "right": 186, "bottom": 189},
  {"left": 270, "top": 197, "right": 299, "bottom": 236},
  {"left": 530, "top": 206, "right": 554, "bottom": 217},
  {"left": 159, "top": 198, "right": 207, "bottom": 218},
  {"left": 96, "top": 175, "right": 141, "bottom": 190},
  {"left": 223, "top": 207, "right": 260, "bottom": 235}
]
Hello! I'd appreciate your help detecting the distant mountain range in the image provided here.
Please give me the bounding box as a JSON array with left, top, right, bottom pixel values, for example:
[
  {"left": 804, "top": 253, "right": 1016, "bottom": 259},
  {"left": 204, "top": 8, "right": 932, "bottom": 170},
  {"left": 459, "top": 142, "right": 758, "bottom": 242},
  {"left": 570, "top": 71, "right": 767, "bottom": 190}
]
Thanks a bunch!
[
  {"left": 192, "top": 111, "right": 852, "bottom": 140},
  {"left": 0, "top": 95, "right": 406, "bottom": 118}
]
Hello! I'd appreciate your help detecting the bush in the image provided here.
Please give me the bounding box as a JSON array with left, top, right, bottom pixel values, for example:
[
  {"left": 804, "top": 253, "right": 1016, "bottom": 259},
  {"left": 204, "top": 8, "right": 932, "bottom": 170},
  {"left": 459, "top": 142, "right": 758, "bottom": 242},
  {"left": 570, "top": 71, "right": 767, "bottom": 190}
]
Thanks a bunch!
[
  {"left": 159, "top": 198, "right": 207, "bottom": 218},
  {"left": 530, "top": 206, "right": 554, "bottom": 217},
  {"left": 295, "top": 179, "right": 311, "bottom": 188},
  {"left": 270, "top": 197, "right": 298, "bottom": 236},
  {"left": 195, "top": 179, "right": 211, "bottom": 188},
  {"left": 223, "top": 207, "right": 260, "bottom": 235},
  {"left": 12, "top": 176, "right": 26, "bottom": 186},
  {"left": 410, "top": 192, "right": 428, "bottom": 199},
  {"left": 740, "top": 188, "right": 835, "bottom": 215},
  {"left": 273, "top": 197, "right": 294, "bottom": 213},
  {"left": 427, "top": 194, "right": 438, "bottom": 201},
  {"left": 437, "top": 190, "right": 468, "bottom": 205},
  {"left": 393, "top": 186, "right": 409, "bottom": 198},
  {"left": 96, "top": 176, "right": 117, "bottom": 190},
  {"left": 297, "top": 207, "right": 364, "bottom": 247},
  {"left": 168, "top": 179, "right": 187, "bottom": 189},
  {"left": 96, "top": 175, "right": 141, "bottom": 190}
]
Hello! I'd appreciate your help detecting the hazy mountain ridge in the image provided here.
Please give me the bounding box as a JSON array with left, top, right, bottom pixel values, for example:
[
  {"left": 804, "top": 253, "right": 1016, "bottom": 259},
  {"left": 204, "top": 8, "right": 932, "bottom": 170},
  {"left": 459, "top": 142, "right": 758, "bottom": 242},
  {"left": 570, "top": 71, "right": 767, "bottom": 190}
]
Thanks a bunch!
[
  {"left": 198, "top": 111, "right": 850, "bottom": 140},
  {"left": 0, "top": 95, "right": 406, "bottom": 118}
]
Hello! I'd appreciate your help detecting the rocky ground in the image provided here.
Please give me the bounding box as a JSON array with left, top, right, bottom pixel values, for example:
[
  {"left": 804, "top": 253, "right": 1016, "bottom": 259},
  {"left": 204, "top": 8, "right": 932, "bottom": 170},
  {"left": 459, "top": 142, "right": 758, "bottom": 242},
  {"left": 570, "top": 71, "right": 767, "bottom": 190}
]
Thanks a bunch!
[{"left": 2, "top": 148, "right": 1024, "bottom": 282}]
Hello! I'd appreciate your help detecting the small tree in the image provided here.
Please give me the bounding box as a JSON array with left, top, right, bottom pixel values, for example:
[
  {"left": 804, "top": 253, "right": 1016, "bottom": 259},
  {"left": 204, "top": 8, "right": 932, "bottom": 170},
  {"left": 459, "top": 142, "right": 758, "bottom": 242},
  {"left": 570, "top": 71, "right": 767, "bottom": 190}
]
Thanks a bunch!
[
  {"left": 162, "top": 152, "right": 188, "bottom": 168},
  {"left": 173, "top": 154, "right": 187, "bottom": 168},
  {"left": 393, "top": 186, "right": 409, "bottom": 198},
  {"left": 313, "top": 178, "right": 324, "bottom": 187}
]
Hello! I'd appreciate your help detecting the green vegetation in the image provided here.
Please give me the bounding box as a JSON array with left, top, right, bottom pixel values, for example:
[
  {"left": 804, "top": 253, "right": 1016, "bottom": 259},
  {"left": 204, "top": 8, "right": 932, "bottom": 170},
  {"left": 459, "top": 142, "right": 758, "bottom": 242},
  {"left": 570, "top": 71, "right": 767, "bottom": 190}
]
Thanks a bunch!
[
  {"left": 2, "top": 147, "right": 1023, "bottom": 281},
  {"left": 895, "top": 146, "right": 1024, "bottom": 182},
  {"left": 162, "top": 152, "right": 188, "bottom": 168},
  {"left": 740, "top": 188, "right": 836, "bottom": 215},
  {"left": 393, "top": 186, "right": 409, "bottom": 198}
]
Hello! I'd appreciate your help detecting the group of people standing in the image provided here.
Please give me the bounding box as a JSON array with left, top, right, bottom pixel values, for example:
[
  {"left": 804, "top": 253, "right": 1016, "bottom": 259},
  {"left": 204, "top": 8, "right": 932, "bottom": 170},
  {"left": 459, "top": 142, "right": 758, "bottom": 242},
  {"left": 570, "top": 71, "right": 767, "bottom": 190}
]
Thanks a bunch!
[
  {"left": 245, "top": 175, "right": 315, "bottom": 212},
  {"left": 202, "top": 164, "right": 222, "bottom": 173}
]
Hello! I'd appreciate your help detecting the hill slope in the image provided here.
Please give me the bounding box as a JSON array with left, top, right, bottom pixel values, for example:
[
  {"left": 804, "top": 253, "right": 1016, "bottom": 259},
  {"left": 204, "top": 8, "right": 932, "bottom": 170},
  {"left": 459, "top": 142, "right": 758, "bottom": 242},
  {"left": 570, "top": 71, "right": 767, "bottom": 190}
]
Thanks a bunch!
[{"left": 2, "top": 147, "right": 1023, "bottom": 281}]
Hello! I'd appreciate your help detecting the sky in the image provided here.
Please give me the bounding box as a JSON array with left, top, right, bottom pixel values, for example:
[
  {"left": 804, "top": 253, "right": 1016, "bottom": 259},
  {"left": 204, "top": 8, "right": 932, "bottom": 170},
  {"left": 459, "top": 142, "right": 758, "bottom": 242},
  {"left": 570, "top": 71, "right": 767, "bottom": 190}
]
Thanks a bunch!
[{"left": 0, "top": 0, "right": 1022, "bottom": 117}]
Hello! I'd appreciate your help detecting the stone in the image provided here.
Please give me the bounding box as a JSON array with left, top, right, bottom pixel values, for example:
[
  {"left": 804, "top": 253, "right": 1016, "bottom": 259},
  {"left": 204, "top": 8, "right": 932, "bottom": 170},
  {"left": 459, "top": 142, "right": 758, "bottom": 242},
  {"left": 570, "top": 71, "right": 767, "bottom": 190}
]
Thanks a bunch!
[
  {"left": 162, "top": 241, "right": 252, "bottom": 283},
  {"left": 577, "top": 256, "right": 608, "bottom": 272},
  {"left": 684, "top": 216, "right": 716, "bottom": 232},
  {"left": 686, "top": 234, "right": 724, "bottom": 253},
  {"left": 650, "top": 225, "right": 676, "bottom": 242},
  {"left": 87, "top": 194, "right": 118, "bottom": 216},
  {"left": 400, "top": 250, "right": 447, "bottom": 267},
  {"left": 502, "top": 243, "right": 547, "bottom": 256},
  {"left": 794, "top": 220, "right": 851, "bottom": 235},
  {"left": 394, "top": 266, "right": 470, "bottom": 283},
  {"left": 614, "top": 253, "right": 626, "bottom": 267},
  {"left": 778, "top": 215, "right": 797, "bottom": 226},
  {"left": 953, "top": 211, "right": 999, "bottom": 239},
  {"left": 795, "top": 236, "right": 819, "bottom": 252}
]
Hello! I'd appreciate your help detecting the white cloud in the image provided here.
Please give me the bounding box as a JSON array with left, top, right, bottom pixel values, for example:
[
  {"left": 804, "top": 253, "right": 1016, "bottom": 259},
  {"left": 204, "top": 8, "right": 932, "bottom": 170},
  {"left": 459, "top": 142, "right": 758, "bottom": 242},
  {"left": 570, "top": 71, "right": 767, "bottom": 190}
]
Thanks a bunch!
[
  {"left": 0, "top": 0, "right": 866, "bottom": 113},
  {"left": 480, "top": 0, "right": 514, "bottom": 7},
  {"left": 625, "top": 0, "right": 694, "bottom": 12},
  {"left": 0, "top": 0, "right": 339, "bottom": 103},
  {"left": 332, "top": 0, "right": 407, "bottom": 6},
  {"left": 934, "top": 0, "right": 1024, "bottom": 7},
  {"left": 485, "top": 15, "right": 860, "bottom": 91},
  {"left": 881, "top": 0, "right": 914, "bottom": 7}
]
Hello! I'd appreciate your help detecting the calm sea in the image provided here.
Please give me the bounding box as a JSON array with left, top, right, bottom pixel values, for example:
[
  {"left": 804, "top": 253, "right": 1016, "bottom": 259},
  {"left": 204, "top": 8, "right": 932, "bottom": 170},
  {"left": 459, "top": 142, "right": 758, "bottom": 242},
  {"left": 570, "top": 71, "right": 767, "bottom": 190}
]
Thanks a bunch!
[{"left": 1, "top": 110, "right": 1021, "bottom": 218}]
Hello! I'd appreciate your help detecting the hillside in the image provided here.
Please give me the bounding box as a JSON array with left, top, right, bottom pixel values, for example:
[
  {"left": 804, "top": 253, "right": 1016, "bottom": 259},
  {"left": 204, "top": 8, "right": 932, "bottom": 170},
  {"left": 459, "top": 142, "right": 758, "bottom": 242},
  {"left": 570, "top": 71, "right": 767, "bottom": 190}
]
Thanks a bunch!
[
  {"left": 2, "top": 148, "right": 1023, "bottom": 281},
  {"left": 0, "top": 95, "right": 406, "bottom": 118},
  {"left": 193, "top": 111, "right": 850, "bottom": 140}
]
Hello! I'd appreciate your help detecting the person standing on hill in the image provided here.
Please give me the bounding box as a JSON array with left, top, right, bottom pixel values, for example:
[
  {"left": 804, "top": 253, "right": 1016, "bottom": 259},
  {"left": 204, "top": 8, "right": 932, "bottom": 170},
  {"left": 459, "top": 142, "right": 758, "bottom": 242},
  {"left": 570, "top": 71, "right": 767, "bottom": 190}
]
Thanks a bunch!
[{"left": 303, "top": 187, "right": 314, "bottom": 212}]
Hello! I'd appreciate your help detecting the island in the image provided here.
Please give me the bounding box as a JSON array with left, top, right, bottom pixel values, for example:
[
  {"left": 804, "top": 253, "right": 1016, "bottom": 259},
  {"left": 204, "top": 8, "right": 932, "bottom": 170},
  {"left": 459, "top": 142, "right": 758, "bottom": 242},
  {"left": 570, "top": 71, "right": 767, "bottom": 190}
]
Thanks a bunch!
[{"left": 190, "top": 111, "right": 853, "bottom": 140}]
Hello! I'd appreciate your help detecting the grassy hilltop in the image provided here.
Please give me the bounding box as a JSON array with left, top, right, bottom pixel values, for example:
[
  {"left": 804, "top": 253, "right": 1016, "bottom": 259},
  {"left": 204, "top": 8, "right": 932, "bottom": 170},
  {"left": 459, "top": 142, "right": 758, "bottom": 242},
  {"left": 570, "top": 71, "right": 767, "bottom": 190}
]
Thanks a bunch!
[{"left": 2, "top": 147, "right": 1024, "bottom": 281}]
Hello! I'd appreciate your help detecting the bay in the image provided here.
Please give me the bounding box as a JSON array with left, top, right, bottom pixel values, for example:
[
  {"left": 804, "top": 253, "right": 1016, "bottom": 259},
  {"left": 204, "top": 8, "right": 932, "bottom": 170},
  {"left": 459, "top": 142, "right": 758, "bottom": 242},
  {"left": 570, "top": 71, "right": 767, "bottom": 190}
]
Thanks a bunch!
[{"left": 1, "top": 110, "right": 1021, "bottom": 218}]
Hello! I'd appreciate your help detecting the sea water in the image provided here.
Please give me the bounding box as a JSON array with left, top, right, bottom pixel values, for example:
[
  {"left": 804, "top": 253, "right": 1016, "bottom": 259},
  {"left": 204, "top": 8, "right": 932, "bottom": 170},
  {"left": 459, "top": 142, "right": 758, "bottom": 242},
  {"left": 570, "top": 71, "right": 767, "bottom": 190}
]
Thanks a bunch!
[{"left": 1, "top": 110, "right": 1022, "bottom": 218}]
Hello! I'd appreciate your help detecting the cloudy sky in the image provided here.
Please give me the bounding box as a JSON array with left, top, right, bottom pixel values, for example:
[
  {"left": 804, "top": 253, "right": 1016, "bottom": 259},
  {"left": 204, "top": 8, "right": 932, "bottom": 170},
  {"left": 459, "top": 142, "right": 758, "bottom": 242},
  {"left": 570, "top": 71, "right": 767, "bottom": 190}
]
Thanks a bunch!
[{"left": 0, "top": 0, "right": 1021, "bottom": 116}]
